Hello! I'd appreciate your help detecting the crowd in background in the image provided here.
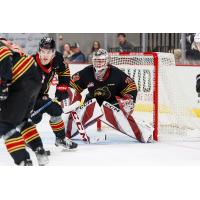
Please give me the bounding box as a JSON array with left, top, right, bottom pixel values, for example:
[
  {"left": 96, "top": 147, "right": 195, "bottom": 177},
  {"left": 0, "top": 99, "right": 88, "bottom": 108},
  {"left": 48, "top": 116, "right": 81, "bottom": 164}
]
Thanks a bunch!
[
  {"left": 2, "top": 33, "right": 199, "bottom": 65},
  {"left": 58, "top": 33, "right": 135, "bottom": 64},
  {"left": 57, "top": 33, "right": 200, "bottom": 65},
  {"left": 172, "top": 33, "right": 200, "bottom": 64}
]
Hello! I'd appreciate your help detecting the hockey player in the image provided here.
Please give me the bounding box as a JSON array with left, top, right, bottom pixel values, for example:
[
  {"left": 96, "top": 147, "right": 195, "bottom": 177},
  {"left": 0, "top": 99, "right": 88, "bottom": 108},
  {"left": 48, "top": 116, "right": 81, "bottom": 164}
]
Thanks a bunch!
[
  {"left": 31, "top": 37, "right": 77, "bottom": 150},
  {"left": 0, "top": 37, "right": 48, "bottom": 165},
  {"left": 69, "top": 49, "right": 153, "bottom": 143}
]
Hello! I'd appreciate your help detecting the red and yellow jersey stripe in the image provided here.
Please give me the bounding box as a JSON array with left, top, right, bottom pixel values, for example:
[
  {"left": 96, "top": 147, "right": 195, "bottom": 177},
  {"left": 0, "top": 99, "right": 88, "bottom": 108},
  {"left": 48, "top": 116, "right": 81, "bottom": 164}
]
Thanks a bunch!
[
  {"left": 0, "top": 46, "right": 12, "bottom": 61},
  {"left": 70, "top": 79, "right": 83, "bottom": 93},
  {"left": 21, "top": 124, "right": 40, "bottom": 143},
  {"left": 57, "top": 67, "right": 70, "bottom": 77},
  {"left": 5, "top": 136, "right": 26, "bottom": 153},
  {"left": 12, "top": 55, "right": 35, "bottom": 83},
  {"left": 49, "top": 120, "right": 65, "bottom": 132},
  {"left": 121, "top": 82, "right": 137, "bottom": 96}
]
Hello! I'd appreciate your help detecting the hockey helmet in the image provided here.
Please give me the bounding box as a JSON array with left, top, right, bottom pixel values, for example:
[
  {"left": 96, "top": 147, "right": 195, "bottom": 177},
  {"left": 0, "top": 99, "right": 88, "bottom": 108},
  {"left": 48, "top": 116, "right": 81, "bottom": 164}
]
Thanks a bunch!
[{"left": 39, "top": 37, "right": 56, "bottom": 50}]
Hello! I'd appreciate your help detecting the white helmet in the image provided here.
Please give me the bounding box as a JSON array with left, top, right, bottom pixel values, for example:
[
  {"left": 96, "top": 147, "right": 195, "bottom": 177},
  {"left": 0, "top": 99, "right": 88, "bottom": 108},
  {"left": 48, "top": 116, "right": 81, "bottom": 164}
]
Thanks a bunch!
[{"left": 92, "top": 49, "right": 110, "bottom": 81}]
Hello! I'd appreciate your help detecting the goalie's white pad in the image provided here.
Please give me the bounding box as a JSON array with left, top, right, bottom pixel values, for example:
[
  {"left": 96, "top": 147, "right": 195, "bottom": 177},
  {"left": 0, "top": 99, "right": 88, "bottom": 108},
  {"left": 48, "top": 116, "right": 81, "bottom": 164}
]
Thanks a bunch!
[
  {"left": 65, "top": 98, "right": 103, "bottom": 139},
  {"left": 136, "top": 119, "right": 154, "bottom": 143},
  {"left": 100, "top": 101, "right": 153, "bottom": 143}
]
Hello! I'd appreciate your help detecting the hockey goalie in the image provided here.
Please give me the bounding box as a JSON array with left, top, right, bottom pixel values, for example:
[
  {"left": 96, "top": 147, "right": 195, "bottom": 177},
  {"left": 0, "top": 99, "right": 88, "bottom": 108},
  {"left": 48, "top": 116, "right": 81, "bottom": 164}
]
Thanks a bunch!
[{"left": 66, "top": 49, "right": 153, "bottom": 143}]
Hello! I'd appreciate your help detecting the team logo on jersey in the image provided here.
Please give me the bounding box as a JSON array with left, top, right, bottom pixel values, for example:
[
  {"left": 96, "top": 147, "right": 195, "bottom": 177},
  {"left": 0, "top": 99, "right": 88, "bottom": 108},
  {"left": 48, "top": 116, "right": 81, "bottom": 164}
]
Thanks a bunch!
[
  {"left": 72, "top": 73, "right": 80, "bottom": 81},
  {"left": 87, "top": 82, "right": 94, "bottom": 88},
  {"left": 94, "top": 86, "right": 111, "bottom": 99}
]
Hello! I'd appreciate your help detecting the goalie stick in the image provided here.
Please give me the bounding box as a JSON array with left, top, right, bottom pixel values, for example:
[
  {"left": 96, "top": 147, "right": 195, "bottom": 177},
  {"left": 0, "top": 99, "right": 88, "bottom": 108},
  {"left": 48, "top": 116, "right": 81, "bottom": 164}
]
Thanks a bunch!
[{"left": 61, "top": 98, "right": 81, "bottom": 114}]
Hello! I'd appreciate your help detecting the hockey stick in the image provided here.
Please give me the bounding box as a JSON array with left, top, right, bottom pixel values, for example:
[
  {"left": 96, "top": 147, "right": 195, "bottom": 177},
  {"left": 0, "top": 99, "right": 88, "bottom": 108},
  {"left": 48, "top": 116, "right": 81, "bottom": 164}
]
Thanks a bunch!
[
  {"left": 62, "top": 98, "right": 81, "bottom": 114},
  {"left": 70, "top": 116, "right": 106, "bottom": 142},
  {"left": 70, "top": 110, "right": 90, "bottom": 143},
  {"left": 3, "top": 98, "right": 57, "bottom": 140}
]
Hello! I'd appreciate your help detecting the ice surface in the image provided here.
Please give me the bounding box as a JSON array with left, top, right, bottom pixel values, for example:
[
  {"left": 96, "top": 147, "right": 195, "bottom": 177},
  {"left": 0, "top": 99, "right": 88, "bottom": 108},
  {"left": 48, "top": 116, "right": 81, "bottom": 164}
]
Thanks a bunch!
[{"left": 1, "top": 114, "right": 200, "bottom": 166}]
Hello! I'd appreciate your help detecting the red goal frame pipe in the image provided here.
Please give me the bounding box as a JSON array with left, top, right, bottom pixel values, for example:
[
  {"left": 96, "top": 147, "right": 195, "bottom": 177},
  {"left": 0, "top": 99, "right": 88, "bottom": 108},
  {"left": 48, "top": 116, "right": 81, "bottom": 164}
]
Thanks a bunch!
[
  {"left": 109, "top": 52, "right": 159, "bottom": 141},
  {"left": 144, "top": 52, "right": 159, "bottom": 141}
]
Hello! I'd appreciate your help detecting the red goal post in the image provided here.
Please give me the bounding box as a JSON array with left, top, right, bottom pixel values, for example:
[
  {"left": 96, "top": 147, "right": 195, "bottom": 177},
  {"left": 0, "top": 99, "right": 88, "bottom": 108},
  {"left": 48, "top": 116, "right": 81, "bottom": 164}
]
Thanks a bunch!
[{"left": 108, "top": 52, "right": 160, "bottom": 141}]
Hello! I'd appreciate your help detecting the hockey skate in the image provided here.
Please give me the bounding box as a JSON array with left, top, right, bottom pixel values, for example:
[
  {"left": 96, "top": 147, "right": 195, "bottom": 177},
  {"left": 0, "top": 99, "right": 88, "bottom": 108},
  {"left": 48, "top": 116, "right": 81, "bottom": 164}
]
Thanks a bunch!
[
  {"left": 55, "top": 137, "right": 78, "bottom": 151},
  {"left": 19, "top": 159, "right": 33, "bottom": 166},
  {"left": 35, "top": 147, "right": 49, "bottom": 166}
]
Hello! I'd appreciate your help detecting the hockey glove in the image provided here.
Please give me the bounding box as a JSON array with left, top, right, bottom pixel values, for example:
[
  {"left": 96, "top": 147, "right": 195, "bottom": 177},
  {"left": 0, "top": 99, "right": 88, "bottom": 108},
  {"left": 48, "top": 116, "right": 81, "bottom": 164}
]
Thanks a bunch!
[
  {"left": 0, "top": 80, "right": 10, "bottom": 101},
  {"left": 196, "top": 74, "right": 200, "bottom": 93},
  {"left": 55, "top": 84, "right": 69, "bottom": 101}
]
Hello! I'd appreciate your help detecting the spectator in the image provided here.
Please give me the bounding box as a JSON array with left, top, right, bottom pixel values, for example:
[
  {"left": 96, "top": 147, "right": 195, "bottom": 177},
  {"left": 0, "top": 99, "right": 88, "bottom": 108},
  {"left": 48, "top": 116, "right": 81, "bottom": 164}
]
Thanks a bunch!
[
  {"left": 88, "top": 41, "right": 101, "bottom": 63},
  {"left": 173, "top": 49, "right": 182, "bottom": 64},
  {"left": 116, "top": 33, "right": 134, "bottom": 52},
  {"left": 63, "top": 43, "right": 73, "bottom": 63},
  {"left": 58, "top": 35, "right": 64, "bottom": 53},
  {"left": 186, "top": 33, "right": 200, "bottom": 61},
  {"left": 69, "top": 42, "right": 86, "bottom": 63},
  {"left": 185, "top": 33, "right": 195, "bottom": 50}
]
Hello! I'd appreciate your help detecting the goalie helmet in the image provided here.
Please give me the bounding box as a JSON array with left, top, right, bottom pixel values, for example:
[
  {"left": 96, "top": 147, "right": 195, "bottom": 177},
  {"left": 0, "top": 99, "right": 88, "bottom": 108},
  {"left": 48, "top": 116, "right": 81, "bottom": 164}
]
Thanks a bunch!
[
  {"left": 39, "top": 37, "right": 56, "bottom": 50},
  {"left": 92, "top": 49, "right": 110, "bottom": 81}
]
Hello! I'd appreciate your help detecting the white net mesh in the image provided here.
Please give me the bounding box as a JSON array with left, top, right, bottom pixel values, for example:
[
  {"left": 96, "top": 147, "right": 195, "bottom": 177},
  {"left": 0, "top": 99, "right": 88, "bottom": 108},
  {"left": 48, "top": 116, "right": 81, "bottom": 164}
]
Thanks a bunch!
[{"left": 109, "top": 52, "right": 200, "bottom": 140}]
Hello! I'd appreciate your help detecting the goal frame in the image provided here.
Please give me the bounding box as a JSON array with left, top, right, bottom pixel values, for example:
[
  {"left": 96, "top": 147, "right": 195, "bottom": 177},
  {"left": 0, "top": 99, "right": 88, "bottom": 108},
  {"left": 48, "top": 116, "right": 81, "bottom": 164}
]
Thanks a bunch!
[{"left": 109, "top": 52, "right": 159, "bottom": 141}]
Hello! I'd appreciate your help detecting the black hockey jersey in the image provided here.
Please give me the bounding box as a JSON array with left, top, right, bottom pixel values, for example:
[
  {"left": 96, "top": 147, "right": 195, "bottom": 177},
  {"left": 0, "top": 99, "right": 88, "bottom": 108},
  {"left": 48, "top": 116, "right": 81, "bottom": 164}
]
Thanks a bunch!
[
  {"left": 0, "top": 41, "right": 12, "bottom": 83},
  {"left": 70, "top": 64, "right": 137, "bottom": 106},
  {"left": 0, "top": 41, "right": 43, "bottom": 126},
  {"left": 33, "top": 51, "right": 70, "bottom": 97},
  {"left": 0, "top": 41, "right": 38, "bottom": 84}
]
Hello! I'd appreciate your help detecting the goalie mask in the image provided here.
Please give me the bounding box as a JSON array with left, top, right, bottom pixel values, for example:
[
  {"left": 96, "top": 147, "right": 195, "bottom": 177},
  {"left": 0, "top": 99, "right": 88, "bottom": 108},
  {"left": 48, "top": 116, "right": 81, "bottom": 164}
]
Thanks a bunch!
[
  {"left": 39, "top": 37, "right": 56, "bottom": 65},
  {"left": 92, "top": 49, "right": 110, "bottom": 81}
]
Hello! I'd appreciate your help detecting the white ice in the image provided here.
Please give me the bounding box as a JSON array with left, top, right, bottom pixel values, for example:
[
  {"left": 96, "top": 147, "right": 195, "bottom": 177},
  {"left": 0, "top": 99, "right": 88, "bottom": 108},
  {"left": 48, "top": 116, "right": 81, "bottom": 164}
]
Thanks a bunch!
[{"left": 1, "top": 113, "right": 200, "bottom": 166}]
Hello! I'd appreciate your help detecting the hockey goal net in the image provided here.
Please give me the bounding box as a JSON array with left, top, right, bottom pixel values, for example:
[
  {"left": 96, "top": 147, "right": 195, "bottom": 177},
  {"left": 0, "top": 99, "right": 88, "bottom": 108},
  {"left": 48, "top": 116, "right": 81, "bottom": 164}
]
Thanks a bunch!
[{"left": 108, "top": 52, "right": 200, "bottom": 141}]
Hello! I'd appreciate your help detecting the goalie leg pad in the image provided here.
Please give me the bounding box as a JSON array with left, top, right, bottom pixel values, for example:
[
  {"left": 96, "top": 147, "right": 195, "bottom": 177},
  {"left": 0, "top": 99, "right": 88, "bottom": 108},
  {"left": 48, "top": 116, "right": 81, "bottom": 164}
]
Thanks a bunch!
[
  {"left": 65, "top": 99, "right": 103, "bottom": 139},
  {"left": 101, "top": 101, "right": 153, "bottom": 143}
]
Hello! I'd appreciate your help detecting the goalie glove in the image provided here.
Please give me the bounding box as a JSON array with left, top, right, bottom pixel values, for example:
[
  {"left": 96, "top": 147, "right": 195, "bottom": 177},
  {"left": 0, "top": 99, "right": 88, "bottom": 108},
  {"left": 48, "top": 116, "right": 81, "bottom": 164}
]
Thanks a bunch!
[
  {"left": 116, "top": 94, "right": 135, "bottom": 116},
  {"left": 55, "top": 84, "right": 69, "bottom": 101}
]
